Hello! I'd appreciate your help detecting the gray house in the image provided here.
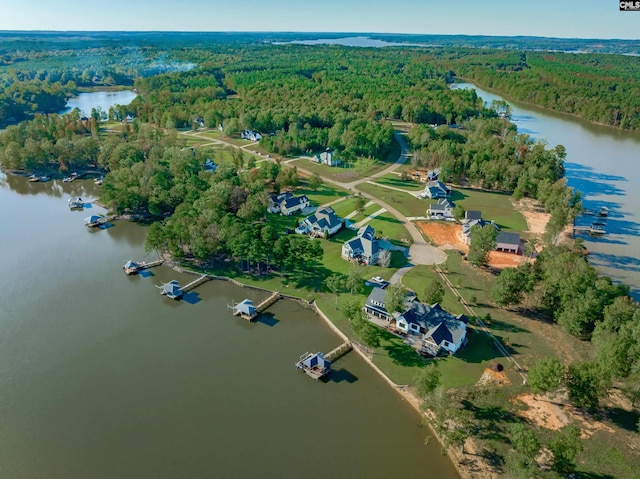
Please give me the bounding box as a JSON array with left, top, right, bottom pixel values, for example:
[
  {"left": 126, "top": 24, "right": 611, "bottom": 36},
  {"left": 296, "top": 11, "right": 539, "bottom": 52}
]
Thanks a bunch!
[
  {"left": 296, "top": 207, "right": 343, "bottom": 237},
  {"left": 364, "top": 286, "right": 416, "bottom": 321},
  {"left": 496, "top": 231, "right": 521, "bottom": 254},
  {"left": 314, "top": 149, "right": 340, "bottom": 166},
  {"left": 419, "top": 180, "right": 451, "bottom": 199},
  {"left": 342, "top": 225, "right": 380, "bottom": 265},
  {"left": 462, "top": 219, "right": 499, "bottom": 244},
  {"left": 428, "top": 198, "right": 456, "bottom": 219}
]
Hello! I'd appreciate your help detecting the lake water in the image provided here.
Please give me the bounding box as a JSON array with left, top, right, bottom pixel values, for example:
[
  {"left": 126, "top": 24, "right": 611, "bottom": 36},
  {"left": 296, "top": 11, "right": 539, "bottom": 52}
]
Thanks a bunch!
[
  {"left": 0, "top": 174, "right": 458, "bottom": 478},
  {"left": 273, "top": 36, "right": 430, "bottom": 48},
  {"left": 453, "top": 82, "right": 640, "bottom": 297},
  {"left": 60, "top": 90, "right": 137, "bottom": 116}
]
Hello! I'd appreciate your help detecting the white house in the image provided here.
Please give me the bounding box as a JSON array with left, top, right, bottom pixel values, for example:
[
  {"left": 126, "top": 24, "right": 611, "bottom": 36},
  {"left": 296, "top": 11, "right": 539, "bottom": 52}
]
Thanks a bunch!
[
  {"left": 427, "top": 198, "right": 456, "bottom": 219},
  {"left": 461, "top": 218, "right": 499, "bottom": 244},
  {"left": 394, "top": 302, "right": 467, "bottom": 355},
  {"left": 241, "top": 130, "right": 262, "bottom": 142},
  {"left": 314, "top": 150, "right": 341, "bottom": 166},
  {"left": 341, "top": 225, "right": 380, "bottom": 265},
  {"left": 418, "top": 180, "right": 451, "bottom": 199},
  {"left": 280, "top": 194, "right": 310, "bottom": 216},
  {"left": 296, "top": 207, "right": 343, "bottom": 237}
]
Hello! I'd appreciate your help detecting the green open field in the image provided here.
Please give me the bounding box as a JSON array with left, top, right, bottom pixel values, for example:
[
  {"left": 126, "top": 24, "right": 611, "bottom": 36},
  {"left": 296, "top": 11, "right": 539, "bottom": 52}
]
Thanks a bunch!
[
  {"left": 289, "top": 137, "right": 401, "bottom": 183},
  {"left": 296, "top": 181, "right": 349, "bottom": 206},
  {"left": 356, "top": 181, "right": 428, "bottom": 218},
  {"left": 328, "top": 197, "right": 358, "bottom": 218},
  {"left": 451, "top": 187, "right": 527, "bottom": 231},
  {"left": 372, "top": 173, "right": 424, "bottom": 191}
]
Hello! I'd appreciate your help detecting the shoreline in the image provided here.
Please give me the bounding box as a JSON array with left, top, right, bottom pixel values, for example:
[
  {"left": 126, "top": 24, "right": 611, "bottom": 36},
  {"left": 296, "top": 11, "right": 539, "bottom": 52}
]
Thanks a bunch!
[{"left": 173, "top": 263, "right": 480, "bottom": 479}]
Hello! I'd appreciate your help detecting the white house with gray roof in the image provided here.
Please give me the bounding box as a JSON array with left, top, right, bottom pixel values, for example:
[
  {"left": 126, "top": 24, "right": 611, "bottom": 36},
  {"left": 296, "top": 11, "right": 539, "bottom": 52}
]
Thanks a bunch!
[
  {"left": 394, "top": 302, "right": 467, "bottom": 355},
  {"left": 341, "top": 225, "right": 381, "bottom": 265},
  {"left": 418, "top": 180, "right": 451, "bottom": 199},
  {"left": 314, "top": 149, "right": 340, "bottom": 166},
  {"left": 296, "top": 206, "right": 343, "bottom": 237},
  {"left": 427, "top": 198, "right": 456, "bottom": 219}
]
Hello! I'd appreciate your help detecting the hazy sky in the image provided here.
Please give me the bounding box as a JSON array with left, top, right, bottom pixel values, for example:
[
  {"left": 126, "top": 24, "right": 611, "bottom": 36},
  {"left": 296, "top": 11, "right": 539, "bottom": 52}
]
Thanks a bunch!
[{"left": 0, "top": 0, "right": 638, "bottom": 39}]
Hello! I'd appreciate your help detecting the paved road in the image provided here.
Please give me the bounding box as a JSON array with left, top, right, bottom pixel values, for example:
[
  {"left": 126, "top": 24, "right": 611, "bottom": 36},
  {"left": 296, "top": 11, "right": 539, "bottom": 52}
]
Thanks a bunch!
[{"left": 180, "top": 129, "right": 446, "bottom": 266}]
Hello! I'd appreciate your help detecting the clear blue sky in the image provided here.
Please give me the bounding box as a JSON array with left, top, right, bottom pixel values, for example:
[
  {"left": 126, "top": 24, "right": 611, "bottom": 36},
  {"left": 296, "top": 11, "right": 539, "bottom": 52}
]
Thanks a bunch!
[{"left": 1, "top": 0, "right": 638, "bottom": 39}]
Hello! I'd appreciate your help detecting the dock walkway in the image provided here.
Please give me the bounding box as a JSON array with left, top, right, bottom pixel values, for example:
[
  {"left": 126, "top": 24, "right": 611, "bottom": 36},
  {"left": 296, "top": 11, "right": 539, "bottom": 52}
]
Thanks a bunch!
[
  {"left": 256, "top": 291, "right": 281, "bottom": 313},
  {"left": 325, "top": 341, "right": 352, "bottom": 362},
  {"left": 182, "top": 274, "right": 210, "bottom": 293}
]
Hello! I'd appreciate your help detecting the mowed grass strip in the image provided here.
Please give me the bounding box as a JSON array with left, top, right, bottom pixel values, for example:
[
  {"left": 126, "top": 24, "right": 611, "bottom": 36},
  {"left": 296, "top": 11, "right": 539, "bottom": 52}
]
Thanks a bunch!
[
  {"left": 451, "top": 188, "right": 527, "bottom": 231},
  {"left": 373, "top": 173, "right": 424, "bottom": 191}
]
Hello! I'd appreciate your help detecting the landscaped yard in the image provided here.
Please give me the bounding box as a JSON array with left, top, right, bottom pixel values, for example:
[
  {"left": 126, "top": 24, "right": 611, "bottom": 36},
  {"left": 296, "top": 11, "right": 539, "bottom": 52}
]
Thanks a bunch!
[
  {"left": 372, "top": 173, "right": 424, "bottom": 191},
  {"left": 356, "top": 181, "right": 428, "bottom": 218},
  {"left": 365, "top": 212, "right": 412, "bottom": 245},
  {"left": 451, "top": 187, "right": 527, "bottom": 231}
]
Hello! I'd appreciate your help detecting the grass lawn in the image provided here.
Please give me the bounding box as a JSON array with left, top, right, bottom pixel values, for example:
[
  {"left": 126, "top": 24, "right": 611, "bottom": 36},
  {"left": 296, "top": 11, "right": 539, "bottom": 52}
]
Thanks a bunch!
[
  {"left": 296, "top": 181, "right": 349, "bottom": 206},
  {"left": 373, "top": 174, "right": 424, "bottom": 191},
  {"left": 289, "top": 138, "right": 401, "bottom": 184},
  {"left": 328, "top": 197, "right": 358, "bottom": 217},
  {"left": 451, "top": 187, "right": 527, "bottom": 231},
  {"left": 195, "top": 130, "right": 222, "bottom": 140},
  {"left": 347, "top": 203, "right": 385, "bottom": 223},
  {"left": 356, "top": 181, "right": 428, "bottom": 218},
  {"left": 365, "top": 212, "right": 412, "bottom": 245}
]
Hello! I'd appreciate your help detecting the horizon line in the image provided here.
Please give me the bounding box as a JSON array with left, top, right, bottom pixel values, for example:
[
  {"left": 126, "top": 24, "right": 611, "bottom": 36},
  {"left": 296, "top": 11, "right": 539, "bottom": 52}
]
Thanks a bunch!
[{"left": 0, "top": 30, "right": 639, "bottom": 42}]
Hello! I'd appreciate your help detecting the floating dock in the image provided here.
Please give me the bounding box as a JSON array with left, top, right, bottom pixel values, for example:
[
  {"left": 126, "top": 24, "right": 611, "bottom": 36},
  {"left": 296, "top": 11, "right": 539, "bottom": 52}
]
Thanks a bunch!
[
  {"left": 84, "top": 215, "right": 114, "bottom": 227},
  {"left": 122, "top": 259, "right": 164, "bottom": 275},
  {"left": 573, "top": 222, "right": 606, "bottom": 236}
]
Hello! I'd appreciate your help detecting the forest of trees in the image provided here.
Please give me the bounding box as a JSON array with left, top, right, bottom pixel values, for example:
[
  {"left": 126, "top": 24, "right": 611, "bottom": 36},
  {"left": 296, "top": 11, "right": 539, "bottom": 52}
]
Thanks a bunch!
[{"left": 435, "top": 49, "right": 640, "bottom": 130}]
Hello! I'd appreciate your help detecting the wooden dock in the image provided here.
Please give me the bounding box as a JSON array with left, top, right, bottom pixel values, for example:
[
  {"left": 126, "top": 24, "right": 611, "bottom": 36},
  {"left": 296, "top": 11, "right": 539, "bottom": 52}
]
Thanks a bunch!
[
  {"left": 256, "top": 291, "right": 281, "bottom": 313},
  {"left": 325, "top": 341, "right": 352, "bottom": 362},
  {"left": 182, "top": 274, "right": 210, "bottom": 293}
]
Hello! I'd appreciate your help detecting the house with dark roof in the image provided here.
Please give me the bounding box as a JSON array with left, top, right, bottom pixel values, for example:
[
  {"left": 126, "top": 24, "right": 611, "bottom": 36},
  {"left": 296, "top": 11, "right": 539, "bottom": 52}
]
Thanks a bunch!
[
  {"left": 393, "top": 302, "right": 467, "bottom": 355},
  {"left": 268, "top": 191, "right": 294, "bottom": 214},
  {"left": 419, "top": 180, "right": 451, "bottom": 199},
  {"left": 241, "top": 130, "right": 262, "bottom": 141},
  {"left": 313, "top": 149, "right": 340, "bottom": 166},
  {"left": 427, "top": 198, "right": 456, "bottom": 219},
  {"left": 461, "top": 219, "right": 500, "bottom": 244},
  {"left": 364, "top": 286, "right": 416, "bottom": 321},
  {"left": 465, "top": 210, "right": 482, "bottom": 221},
  {"left": 342, "top": 225, "right": 381, "bottom": 265},
  {"left": 496, "top": 231, "right": 521, "bottom": 254},
  {"left": 204, "top": 158, "right": 217, "bottom": 172},
  {"left": 280, "top": 194, "right": 310, "bottom": 216},
  {"left": 296, "top": 207, "right": 343, "bottom": 237}
]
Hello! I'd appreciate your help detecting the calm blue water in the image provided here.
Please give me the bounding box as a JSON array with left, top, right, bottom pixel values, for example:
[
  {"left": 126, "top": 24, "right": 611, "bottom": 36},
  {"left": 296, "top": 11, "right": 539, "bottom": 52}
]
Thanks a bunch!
[
  {"left": 60, "top": 90, "right": 137, "bottom": 116},
  {"left": 453, "top": 82, "right": 640, "bottom": 297}
]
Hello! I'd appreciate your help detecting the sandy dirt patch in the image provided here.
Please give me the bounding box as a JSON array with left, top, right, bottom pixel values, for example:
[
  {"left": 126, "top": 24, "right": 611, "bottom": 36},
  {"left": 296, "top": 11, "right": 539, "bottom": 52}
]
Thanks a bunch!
[
  {"left": 516, "top": 393, "right": 615, "bottom": 438},
  {"left": 476, "top": 367, "right": 512, "bottom": 387},
  {"left": 418, "top": 221, "right": 530, "bottom": 269},
  {"left": 417, "top": 221, "right": 468, "bottom": 251},
  {"left": 521, "top": 210, "right": 550, "bottom": 236}
]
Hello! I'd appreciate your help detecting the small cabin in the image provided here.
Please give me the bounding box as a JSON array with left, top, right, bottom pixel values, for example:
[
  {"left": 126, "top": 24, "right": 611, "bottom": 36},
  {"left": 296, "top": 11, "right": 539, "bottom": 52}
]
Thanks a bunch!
[
  {"left": 233, "top": 299, "right": 258, "bottom": 320},
  {"left": 296, "top": 352, "right": 331, "bottom": 380},
  {"left": 159, "top": 280, "right": 183, "bottom": 300}
]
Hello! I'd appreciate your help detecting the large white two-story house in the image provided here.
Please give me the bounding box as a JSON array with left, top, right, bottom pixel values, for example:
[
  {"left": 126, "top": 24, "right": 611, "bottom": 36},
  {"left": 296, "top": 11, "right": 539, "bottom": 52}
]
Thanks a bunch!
[
  {"left": 394, "top": 302, "right": 467, "bottom": 356},
  {"left": 296, "top": 207, "right": 343, "bottom": 237},
  {"left": 241, "top": 130, "right": 262, "bottom": 141},
  {"left": 341, "top": 225, "right": 380, "bottom": 265},
  {"left": 418, "top": 180, "right": 451, "bottom": 199}
]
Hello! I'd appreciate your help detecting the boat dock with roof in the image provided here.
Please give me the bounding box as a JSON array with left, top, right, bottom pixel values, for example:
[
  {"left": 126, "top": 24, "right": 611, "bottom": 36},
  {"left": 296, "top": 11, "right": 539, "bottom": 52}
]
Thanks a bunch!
[
  {"left": 122, "top": 259, "right": 164, "bottom": 275},
  {"left": 295, "top": 341, "right": 352, "bottom": 380},
  {"left": 230, "top": 291, "right": 281, "bottom": 321}
]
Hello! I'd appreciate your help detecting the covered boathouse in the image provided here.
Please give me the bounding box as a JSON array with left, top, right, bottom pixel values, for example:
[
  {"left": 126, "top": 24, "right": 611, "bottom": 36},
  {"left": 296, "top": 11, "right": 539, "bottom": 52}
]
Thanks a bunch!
[{"left": 296, "top": 352, "right": 331, "bottom": 380}]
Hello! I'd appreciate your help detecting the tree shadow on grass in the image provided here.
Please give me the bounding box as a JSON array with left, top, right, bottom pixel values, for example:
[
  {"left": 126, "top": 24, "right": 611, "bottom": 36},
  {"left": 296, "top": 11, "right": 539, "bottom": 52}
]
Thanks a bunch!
[
  {"left": 604, "top": 406, "right": 640, "bottom": 432},
  {"left": 487, "top": 319, "right": 530, "bottom": 334},
  {"left": 456, "top": 333, "right": 507, "bottom": 363},
  {"left": 383, "top": 341, "right": 427, "bottom": 368},
  {"left": 572, "top": 473, "right": 615, "bottom": 479}
]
